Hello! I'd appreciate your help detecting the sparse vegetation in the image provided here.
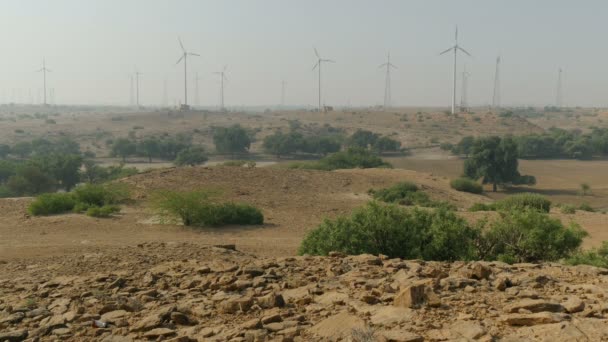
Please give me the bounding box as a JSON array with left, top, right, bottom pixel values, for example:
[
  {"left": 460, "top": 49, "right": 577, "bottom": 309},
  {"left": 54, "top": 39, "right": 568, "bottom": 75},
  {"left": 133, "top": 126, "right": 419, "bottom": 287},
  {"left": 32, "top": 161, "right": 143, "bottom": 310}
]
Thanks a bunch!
[
  {"left": 28, "top": 183, "right": 130, "bottom": 216},
  {"left": 567, "top": 241, "right": 608, "bottom": 268},
  {"left": 286, "top": 148, "right": 391, "bottom": 171},
  {"left": 151, "top": 190, "right": 263, "bottom": 227},
  {"left": 450, "top": 177, "right": 483, "bottom": 194},
  {"left": 469, "top": 193, "right": 551, "bottom": 213},
  {"left": 369, "top": 182, "right": 454, "bottom": 209}
]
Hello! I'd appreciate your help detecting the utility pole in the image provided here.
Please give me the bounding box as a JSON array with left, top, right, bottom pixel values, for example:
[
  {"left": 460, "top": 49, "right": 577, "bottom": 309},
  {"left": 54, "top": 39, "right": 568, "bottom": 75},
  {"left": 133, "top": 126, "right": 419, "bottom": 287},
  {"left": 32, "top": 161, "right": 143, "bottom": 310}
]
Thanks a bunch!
[
  {"left": 556, "top": 68, "right": 563, "bottom": 108},
  {"left": 492, "top": 56, "right": 501, "bottom": 109}
]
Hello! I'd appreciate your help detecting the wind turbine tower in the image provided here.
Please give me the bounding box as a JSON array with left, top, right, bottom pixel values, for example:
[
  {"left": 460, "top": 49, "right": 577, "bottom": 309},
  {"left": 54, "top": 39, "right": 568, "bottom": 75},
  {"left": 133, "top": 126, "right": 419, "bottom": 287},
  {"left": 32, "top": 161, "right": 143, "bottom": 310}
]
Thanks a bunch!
[
  {"left": 134, "top": 69, "right": 142, "bottom": 107},
  {"left": 162, "top": 78, "right": 168, "bottom": 107},
  {"left": 312, "top": 48, "right": 335, "bottom": 112},
  {"left": 440, "top": 27, "right": 471, "bottom": 114},
  {"left": 175, "top": 38, "right": 200, "bottom": 110},
  {"left": 460, "top": 66, "right": 470, "bottom": 112},
  {"left": 556, "top": 68, "right": 563, "bottom": 108},
  {"left": 37, "top": 59, "right": 51, "bottom": 106},
  {"left": 214, "top": 66, "right": 228, "bottom": 111},
  {"left": 379, "top": 52, "right": 397, "bottom": 110},
  {"left": 492, "top": 56, "right": 501, "bottom": 109},
  {"left": 194, "top": 72, "right": 203, "bottom": 107},
  {"left": 281, "top": 80, "right": 285, "bottom": 108}
]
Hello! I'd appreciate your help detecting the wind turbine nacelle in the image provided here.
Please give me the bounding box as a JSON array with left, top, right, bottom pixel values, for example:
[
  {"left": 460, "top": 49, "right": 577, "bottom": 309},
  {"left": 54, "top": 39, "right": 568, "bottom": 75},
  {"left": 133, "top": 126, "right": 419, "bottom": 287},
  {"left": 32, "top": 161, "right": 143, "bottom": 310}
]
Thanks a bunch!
[{"left": 180, "top": 104, "right": 191, "bottom": 111}]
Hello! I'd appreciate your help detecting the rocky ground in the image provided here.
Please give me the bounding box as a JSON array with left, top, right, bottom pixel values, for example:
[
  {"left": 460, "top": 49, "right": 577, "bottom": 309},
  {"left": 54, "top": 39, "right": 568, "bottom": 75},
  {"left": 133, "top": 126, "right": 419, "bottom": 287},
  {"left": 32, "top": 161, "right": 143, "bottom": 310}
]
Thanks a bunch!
[{"left": 1, "top": 242, "right": 608, "bottom": 341}]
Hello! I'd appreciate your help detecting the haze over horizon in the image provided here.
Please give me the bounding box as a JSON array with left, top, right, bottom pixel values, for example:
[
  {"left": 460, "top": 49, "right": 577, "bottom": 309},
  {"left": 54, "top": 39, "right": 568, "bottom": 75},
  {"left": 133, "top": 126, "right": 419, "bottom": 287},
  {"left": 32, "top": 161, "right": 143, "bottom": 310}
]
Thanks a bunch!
[{"left": 1, "top": 0, "right": 606, "bottom": 108}]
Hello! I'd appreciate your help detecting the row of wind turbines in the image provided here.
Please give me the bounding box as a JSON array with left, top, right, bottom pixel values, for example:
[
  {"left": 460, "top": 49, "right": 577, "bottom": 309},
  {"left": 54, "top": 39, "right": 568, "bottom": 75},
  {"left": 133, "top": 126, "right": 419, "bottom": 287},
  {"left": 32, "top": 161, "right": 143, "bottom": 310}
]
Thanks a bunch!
[{"left": 30, "top": 28, "right": 564, "bottom": 111}]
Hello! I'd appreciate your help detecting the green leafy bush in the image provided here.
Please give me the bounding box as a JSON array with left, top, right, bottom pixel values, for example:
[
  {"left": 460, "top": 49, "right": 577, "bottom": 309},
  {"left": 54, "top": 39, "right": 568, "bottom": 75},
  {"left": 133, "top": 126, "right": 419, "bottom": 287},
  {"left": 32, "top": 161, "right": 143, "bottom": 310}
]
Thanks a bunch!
[
  {"left": 566, "top": 242, "right": 608, "bottom": 268},
  {"left": 151, "top": 190, "right": 263, "bottom": 227},
  {"left": 496, "top": 193, "right": 551, "bottom": 213},
  {"left": 561, "top": 204, "right": 576, "bottom": 214},
  {"left": 72, "top": 183, "right": 130, "bottom": 207},
  {"left": 477, "top": 209, "right": 586, "bottom": 263},
  {"left": 286, "top": 148, "right": 391, "bottom": 171},
  {"left": 579, "top": 203, "right": 594, "bottom": 212},
  {"left": 299, "top": 202, "right": 479, "bottom": 261},
  {"left": 369, "top": 182, "right": 454, "bottom": 209},
  {"left": 28, "top": 193, "right": 76, "bottom": 216},
  {"left": 86, "top": 205, "right": 121, "bottom": 218},
  {"left": 450, "top": 178, "right": 483, "bottom": 194},
  {"left": 220, "top": 160, "right": 248, "bottom": 167},
  {"left": 469, "top": 203, "right": 495, "bottom": 212}
]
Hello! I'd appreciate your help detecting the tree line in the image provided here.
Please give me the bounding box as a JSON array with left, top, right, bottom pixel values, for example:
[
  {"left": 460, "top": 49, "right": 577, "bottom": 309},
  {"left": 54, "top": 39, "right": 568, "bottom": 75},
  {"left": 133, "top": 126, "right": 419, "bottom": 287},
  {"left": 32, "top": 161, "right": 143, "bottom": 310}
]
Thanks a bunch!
[{"left": 446, "top": 127, "right": 608, "bottom": 160}]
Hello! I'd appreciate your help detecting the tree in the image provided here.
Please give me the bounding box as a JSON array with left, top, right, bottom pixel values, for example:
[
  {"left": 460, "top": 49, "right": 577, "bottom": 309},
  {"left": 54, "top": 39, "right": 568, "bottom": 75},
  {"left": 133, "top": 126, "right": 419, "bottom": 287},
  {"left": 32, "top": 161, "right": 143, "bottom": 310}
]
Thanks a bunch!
[
  {"left": 7, "top": 165, "right": 55, "bottom": 195},
  {"left": 174, "top": 147, "right": 208, "bottom": 166},
  {"left": 304, "top": 136, "right": 342, "bottom": 156},
  {"left": 452, "top": 136, "right": 475, "bottom": 156},
  {"left": 348, "top": 130, "right": 379, "bottom": 149},
  {"left": 138, "top": 138, "right": 161, "bottom": 163},
  {"left": 12, "top": 142, "right": 32, "bottom": 158},
  {"left": 0, "top": 144, "right": 10, "bottom": 159},
  {"left": 464, "top": 136, "right": 535, "bottom": 192},
  {"left": 263, "top": 132, "right": 303, "bottom": 158},
  {"left": 213, "top": 125, "right": 251, "bottom": 157},
  {"left": 580, "top": 183, "right": 591, "bottom": 196},
  {"left": 373, "top": 136, "right": 401, "bottom": 153},
  {"left": 0, "top": 160, "right": 16, "bottom": 184},
  {"left": 111, "top": 138, "right": 137, "bottom": 162}
]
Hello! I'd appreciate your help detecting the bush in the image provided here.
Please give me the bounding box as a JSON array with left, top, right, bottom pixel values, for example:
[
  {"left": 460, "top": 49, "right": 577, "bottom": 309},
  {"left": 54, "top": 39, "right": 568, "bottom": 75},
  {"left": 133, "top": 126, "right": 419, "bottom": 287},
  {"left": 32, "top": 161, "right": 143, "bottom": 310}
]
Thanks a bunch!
[
  {"left": 369, "top": 182, "right": 454, "bottom": 209},
  {"left": 561, "top": 204, "right": 576, "bottom": 214},
  {"left": 151, "top": 190, "right": 263, "bottom": 227},
  {"left": 469, "top": 203, "right": 495, "bottom": 212},
  {"left": 567, "top": 241, "right": 608, "bottom": 268},
  {"left": 478, "top": 209, "right": 587, "bottom": 263},
  {"left": 174, "top": 147, "right": 208, "bottom": 166},
  {"left": 72, "top": 183, "right": 130, "bottom": 207},
  {"left": 579, "top": 203, "right": 594, "bottom": 212},
  {"left": 86, "top": 205, "right": 121, "bottom": 218},
  {"left": 221, "top": 160, "right": 247, "bottom": 167},
  {"left": 450, "top": 178, "right": 483, "bottom": 194},
  {"left": 298, "top": 202, "right": 480, "bottom": 261},
  {"left": 28, "top": 193, "right": 76, "bottom": 216},
  {"left": 495, "top": 193, "right": 551, "bottom": 213}
]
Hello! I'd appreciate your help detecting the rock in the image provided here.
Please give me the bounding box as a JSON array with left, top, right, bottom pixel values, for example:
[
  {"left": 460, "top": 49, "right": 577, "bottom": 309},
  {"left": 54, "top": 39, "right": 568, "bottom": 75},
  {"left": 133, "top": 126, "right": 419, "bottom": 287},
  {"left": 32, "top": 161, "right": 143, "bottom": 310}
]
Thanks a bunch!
[
  {"left": 143, "top": 328, "right": 176, "bottom": 338},
  {"left": 170, "top": 311, "right": 191, "bottom": 325},
  {"left": 257, "top": 293, "right": 285, "bottom": 309},
  {"left": 503, "top": 299, "right": 564, "bottom": 313},
  {"left": 562, "top": 297, "right": 585, "bottom": 313},
  {"left": 0, "top": 312, "right": 24, "bottom": 324},
  {"left": 261, "top": 313, "right": 282, "bottom": 324},
  {"left": 0, "top": 330, "right": 28, "bottom": 342},
  {"left": 101, "top": 336, "right": 133, "bottom": 342},
  {"left": 393, "top": 283, "right": 439, "bottom": 308},
  {"left": 315, "top": 291, "right": 349, "bottom": 306},
  {"left": 243, "top": 266, "right": 265, "bottom": 277},
  {"left": 370, "top": 306, "right": 414, "bottom": 326},
  {"left": 379, "top": 330, "right": 424, "bottom": 342},
  {"left": 449, "top": 320, "right": 487, "bottom": 339},
  {"left": 309, "top": 312, "right": 365, "bottom": 339},
  {"left": 218, "top": 296, "right": 253, "bottom": 314},
  {"left": 264, "top": 322, "right": 285, "bottom": 332},
  {"left": 244, "top": 329, "right": 267, "bottom": 342},
  {"left": 502, "top": 312, "right": 568, "bottom": 326},
  {"left": 240, "top": 318, "right": 262, "bottom": 329},
  {"left": 468, "top": 262, "right": 492, "bottom": 280},
  {"left": 100, "top": 310, "right": 128, "bottom": 323}
]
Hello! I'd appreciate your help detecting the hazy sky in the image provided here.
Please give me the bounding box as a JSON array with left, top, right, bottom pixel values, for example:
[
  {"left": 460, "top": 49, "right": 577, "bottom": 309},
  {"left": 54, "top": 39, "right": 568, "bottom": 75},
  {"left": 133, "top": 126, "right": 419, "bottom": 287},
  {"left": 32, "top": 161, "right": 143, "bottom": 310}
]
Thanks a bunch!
[{"left": 1, "top": 0, "right": 607, "bottom": 107}]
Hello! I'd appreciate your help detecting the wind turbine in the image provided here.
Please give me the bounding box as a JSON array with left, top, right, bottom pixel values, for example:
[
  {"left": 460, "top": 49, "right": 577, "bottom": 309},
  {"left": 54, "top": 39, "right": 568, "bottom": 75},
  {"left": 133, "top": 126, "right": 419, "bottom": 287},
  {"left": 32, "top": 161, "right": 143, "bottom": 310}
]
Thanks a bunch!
[
  {"left": 379, "top": 52, "right": 397, "bottom": 110},
  {"left": 440, "top": 27, "right": 471, "bottom": 114},
  {"left": 460, "top": 65, "right": 470, "bottom": 112},
  {"left": 312, "top": 48, "right": 335, "bottom": 112},
  {"left": 37, "top": 58, "right": 51, "bottom": 106},
  {"left": 175, "top": 37, "right": 200, "bottom": 110},
  {"left": 214, "top": 66, "right": 228, "bottom": 111},
  {"left": 134, "top": 68, "right": 142, "bottom": 107},
  {"left": 194, "top": 72, "right": 203, "bottom": 107},
  {"left": 492, "top": 56, "right": 501, "bottom": 109},
  {"left": 556, "top": 68, "right": 563, "bottom": 108}
]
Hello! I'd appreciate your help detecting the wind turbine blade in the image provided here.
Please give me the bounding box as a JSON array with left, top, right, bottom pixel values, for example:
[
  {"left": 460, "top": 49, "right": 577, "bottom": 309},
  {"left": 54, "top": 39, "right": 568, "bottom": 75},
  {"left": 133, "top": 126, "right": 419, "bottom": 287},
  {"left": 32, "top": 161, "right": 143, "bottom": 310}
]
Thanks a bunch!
[
  {"left": 314, "top": 47, "right": 320, "bottom": 58},
  {"left": 324, "top": 59, "right": 336, "bottom": 63},
  {"left": 389, "top": 63, "right": 397, "bottom": 69},
  {"left": 379, "top": 63, "right": 387, "bottom": 69},
  {"left": 178, "top": 37, "right": 185, "bottom": 51},
  {"left": 189, "top": 53, "right": 201, "bottom": 57},
  {"left": 312, "top": 62, "right": 319, "bottom": 71},
  {"left": 36, "top": 68, "right": 43, "bottom": 72},
  {"left": 439, "top": 47, "right": 454, "bottom": 55},
  {"left": 175, "top": 55, "right": 185, "bottom": 65},
  {"left": 458, "top": 46, "right": 472, "bottom": 56},
  {"left": 223, "top": 65, "right": 227, "bottom": 72},
  {"left": 46, "top": 69, "right": 52, "bottom": 72}
]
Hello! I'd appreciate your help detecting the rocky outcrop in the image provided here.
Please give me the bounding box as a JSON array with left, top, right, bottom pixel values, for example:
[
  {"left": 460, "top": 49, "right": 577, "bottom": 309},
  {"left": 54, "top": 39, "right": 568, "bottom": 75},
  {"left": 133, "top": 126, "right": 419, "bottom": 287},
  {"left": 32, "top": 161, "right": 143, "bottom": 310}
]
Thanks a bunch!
[{"left": 1, "top": 243, "right": 608, "bottom": 341}]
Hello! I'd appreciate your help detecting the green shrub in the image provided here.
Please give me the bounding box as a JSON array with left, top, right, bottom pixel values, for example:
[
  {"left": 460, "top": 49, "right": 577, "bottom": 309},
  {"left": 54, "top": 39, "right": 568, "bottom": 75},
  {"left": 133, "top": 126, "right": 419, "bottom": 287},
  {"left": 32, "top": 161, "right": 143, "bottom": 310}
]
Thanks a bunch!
[
  {"left": 579, "top": 203, "right": 594, "bottom": 212},
  {"left": 0, "top": 185, "right": 13, "bottom": 198},
  {"left": 221, "top": 160, "right": 247, "bottom": 167},
  {"left": 561, "top": 204, "right": 576, "bottom": 214},
  {"left": 72, "top": 183, "right": 130, "bottom": 206},
  {"left": 299, "top": 202, "right": 480, "bottom": 261},
  {"left": 469, "top": 203, "right": 495, "bottom": 212},
  {"left": 478, "top": 209, "right": 587, "bottom": 263},
  {"left": 28, "top": 193, "right": 76, "bottom": 216},
  {"left": 86, "top": 205, "right": 120, "bottom": 218},
  {"left": 151, "top": 190, "right": 263, "bottom": 227},
  {"left": 286, "top": 148, "right": 391, "bottom": 171},
  {"left": 369, "top": 182, "right": 454, "bottom": 209},
  {"left": 72, "top": 202, "right": 91, "bottom": 213},
  {"left": 566, "top": 241, "right": 608, "bottom": 268},
  {"left": 495, "top": 193, "right": 551, "bottom": 213},
  {"left": 450, "top": 178, "right": 483, "bottom": 194}
]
